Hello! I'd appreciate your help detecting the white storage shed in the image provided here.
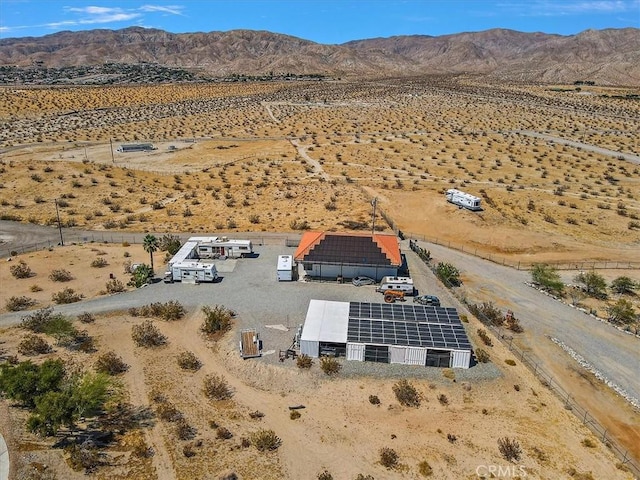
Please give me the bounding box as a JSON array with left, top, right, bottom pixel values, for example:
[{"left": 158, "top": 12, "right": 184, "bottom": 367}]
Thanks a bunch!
[{"left": 276, "top": 255, "right": 294, "bottom": 281}]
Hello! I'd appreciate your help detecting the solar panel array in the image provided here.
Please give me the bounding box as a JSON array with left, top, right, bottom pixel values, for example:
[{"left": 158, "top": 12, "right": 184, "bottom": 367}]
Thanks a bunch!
[
  {"left": 347, "top": 302, "right": 471, "bottom": 350},
  {"left": 304, "top": 235, "right": 390, "bottom": 265}
]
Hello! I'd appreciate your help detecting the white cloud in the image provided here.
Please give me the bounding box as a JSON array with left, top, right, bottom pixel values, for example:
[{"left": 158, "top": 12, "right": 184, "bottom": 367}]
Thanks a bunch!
[
  {"left": 496, "top": 0, "right": 640, "bottom": 16},
  {"left": 139, "top": 4, "right": 185, "bottom": 16}
]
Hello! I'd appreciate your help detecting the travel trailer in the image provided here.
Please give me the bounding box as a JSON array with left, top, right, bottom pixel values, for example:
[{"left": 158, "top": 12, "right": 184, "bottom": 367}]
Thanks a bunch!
[
  {"left": 376, "top": 276, "right": 415, "bottom": 295},
  {"left": 445, "top": 189, "right": 482, "bottom": 211}
]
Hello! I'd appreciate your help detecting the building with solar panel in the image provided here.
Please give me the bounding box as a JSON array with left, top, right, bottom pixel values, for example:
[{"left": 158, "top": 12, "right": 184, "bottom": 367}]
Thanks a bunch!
[
  {"left": 300, "top": 299, "right": 472, "bottom": 368},
  {"left": 294, "top": 231, "right": 401, "bottom": 281}
]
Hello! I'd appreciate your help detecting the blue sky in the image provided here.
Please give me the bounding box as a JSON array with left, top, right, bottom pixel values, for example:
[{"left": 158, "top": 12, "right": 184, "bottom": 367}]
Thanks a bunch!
[{"left": 1, "top": 0, "right": 638, "bottom": 43}]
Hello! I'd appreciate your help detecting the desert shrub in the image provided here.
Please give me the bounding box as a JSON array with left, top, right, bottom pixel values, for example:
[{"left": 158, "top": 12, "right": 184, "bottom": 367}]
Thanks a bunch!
[
  {"left": 135, "top": 301, "right": 186, "bottom": 321},
  {"left": 105, "top": 278, "right": 125, "bottom": 294},
  {"left": 10, "top": 260, "right": 33, "bottom": 279},
  {"left": 249, "top": 410, "right": 264, "bottom": 419},
  {"left": 505, "top": 359, "right": 516, "bottom": 366},
  {"left": 418, "top": 460, "right": 433, "bottom": 476},
  {"left": 175, "top": 418, "right": 196, "bottom": 440},
  {"left": 290, "top": 410, "right": 301, "bottom": 420},
  {"left": 442, "top": 368, "right": 456, "bottom": 380},
  {"left": 94, "top": 351, "right": 129, "bottom": 375},
  {"left": 156, "top": 402, "right": 183, "bottom": 422},
  {"left": 20, "top": 307, "right": 57, "bottom": 332},
  {"left": 393, "top": 379, "right": 420, "bottom": 407},
  {"left": 469, "top": 302, "right": 503, "bottom": 326},
  {"left": 477, "top": 328, "right": 493, "bottom": 346},
  {"left": 513, "top": 384, "right": 521, "bottom": 392},
  {"left": 250, "top": 429, "right": 282, "bottom": 451},
  {"left": 369, "top": 395, "right": 381, "bottom": 405},
  {"left": 182, "top": 444, "right": 196, "bottom": 457},
  {"left": 64, "top": 330, "right": 96, "bottom": 353},
  {"left": 581, "top": 438, "right": 597, "bottom": 448},
  {"left": 51, "top": 288, "right": 83, "bottom": 304},
  {"left": 438, "top": 394, "right": 449, "bottom": 405},
  {"left": 435, "top": 262, "right": 460, "bottom": 287},
  {"left": 18, "top": 334, "right": 51, "bottom": 355},
  {"left": 379, "top": 447, "right": 399, "bottom": 469},
  {"left": 505, "top": 313, "right": 524, "bottom": 333},
  {"left": 91, "top": 257, "right": 108, "bottom": 268},
  {"left": 320, "top": 357, "right": 341, "bottom": 375},
  {"left": 29, "top": 284, "right": 43, "bottom": 292},
  {"left": 131, "top": 320, "right": 167, "bottom": 347},
  {"left": 6, "top": 296, "right": 37, "bottom": 311},
  {"left": 177, "top": 351, "right": 202, "bottom": 371},
  {"left": 475, "top": 348, "right": 490, "bottom": 363},
  {"left": 355, "top": 475, "right": 375, "bottom": 480},
  {"left": 201, "top": 305, "right": 233, "bottom": 334},
  {"left": 216, "top": 426, "right": 233, "bottom": 439},
  {"left": 497, "top": 437, "right": 522, "bottom": 462},
  {"left": 203, "top": 374, "right": 233, "bottom": 400},
  {"left": 78, "top": 312, "right": 95, "bottom": 323},
  {"left": 296, "top": 354, "right": 313, "bottom": 369},
  {"left": 447, "top": 433, "right": 457, "bottom": 443},
  {"left": 158, "top": 234, "right": 182, "bottom": 255},
  {"left": 65, "top": 440, "right": 105, "bottom": 473},
  {"left": 49, "top": 269, "right": 73, "bottom": 282},
  {"left": 289, "top": 218, "right": 310, "bottom": 230},
  {"left": 317, "top": 470, "right": 333, "bottom": 480},
  {"left": 531, "top": 263, "right": 564, "bottom": 295}
]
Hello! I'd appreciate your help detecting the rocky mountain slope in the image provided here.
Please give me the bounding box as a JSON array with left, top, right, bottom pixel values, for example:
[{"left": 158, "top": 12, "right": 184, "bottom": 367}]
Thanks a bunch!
[{"left": 1, "top": 26, "right": 639, "bottom": 85}]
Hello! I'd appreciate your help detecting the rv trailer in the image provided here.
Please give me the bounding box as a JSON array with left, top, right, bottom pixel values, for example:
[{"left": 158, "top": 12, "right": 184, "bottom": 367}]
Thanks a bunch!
[{"left": 445, "top": 189, "right": 482, "bottom": 211}]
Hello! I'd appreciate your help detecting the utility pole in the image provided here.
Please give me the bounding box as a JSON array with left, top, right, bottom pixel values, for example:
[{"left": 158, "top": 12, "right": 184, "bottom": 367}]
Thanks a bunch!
[
  {"left": 54, "top": 198, "right": 64, "bottom": 246},
  {"left": 109, "top": 138, "right": 115, "bottom": 163},
  {"left": 371, "top": 197, "right": 377, "bottom": 235}
]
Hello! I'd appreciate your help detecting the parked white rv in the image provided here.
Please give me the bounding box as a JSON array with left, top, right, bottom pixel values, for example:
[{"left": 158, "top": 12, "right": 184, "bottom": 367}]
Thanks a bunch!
[
  {"left": 445, "top": 189, "right": 482, "bottom": 211},
  {"left": 376, "top": 276, "right": 415, "bottom": 295},
  {"left": 164, "top": 261, "right": 218, "bottom": 283},
  {"left": 276, "top": 255, "right": 294, "bottom": 281},
  {"left": 197, "top": 237, "right": 253, "bottom": 258}
]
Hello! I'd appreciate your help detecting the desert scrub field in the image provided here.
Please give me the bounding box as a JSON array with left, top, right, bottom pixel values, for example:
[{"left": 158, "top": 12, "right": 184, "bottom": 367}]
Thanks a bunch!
[{"left": 1, "top": 77, "right": 639, "bottom": 262}]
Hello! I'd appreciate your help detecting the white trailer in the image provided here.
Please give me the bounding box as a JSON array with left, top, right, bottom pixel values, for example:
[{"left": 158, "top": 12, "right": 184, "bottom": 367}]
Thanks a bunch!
[
  {"left": 376, "top": 276, "right": 415, "bottom": 295},
  {"left": 446, "top": 189, "right": 482, "bottom": 211},
  {"left": 197, "top": 237, "right": 253, "bottom": 258},
  {"left": 164, "top": 261, "right": 218, "bottom": 283},
  {"left": 276, "top": 255, "right": 294, "bottom": 281}
]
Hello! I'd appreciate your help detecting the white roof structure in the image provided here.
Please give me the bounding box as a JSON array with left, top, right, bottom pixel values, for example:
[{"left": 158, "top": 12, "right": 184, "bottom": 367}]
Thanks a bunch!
[{"left": 301, "top": 299, "right": 350, "bottom": 344}]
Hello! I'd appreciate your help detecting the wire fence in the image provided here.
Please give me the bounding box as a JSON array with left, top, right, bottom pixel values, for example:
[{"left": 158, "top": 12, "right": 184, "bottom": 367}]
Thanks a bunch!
[
  {"left": 404, "top": 231, "right": 640, "bottom": 271},
  {"left": 0, "top": 231, "right": 300, "bottom": 258},
  {"left": 408, "top": 241, "right": 640, "bottom": 477}
]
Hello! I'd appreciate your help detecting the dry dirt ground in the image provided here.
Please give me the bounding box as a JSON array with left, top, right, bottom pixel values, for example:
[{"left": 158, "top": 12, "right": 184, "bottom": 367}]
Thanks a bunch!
[
  {"left": 0, "top": 244, "right": 636, "bottom": 480},
  {"left": 0, "top": 78, "right": 639, "bottom": 478}
]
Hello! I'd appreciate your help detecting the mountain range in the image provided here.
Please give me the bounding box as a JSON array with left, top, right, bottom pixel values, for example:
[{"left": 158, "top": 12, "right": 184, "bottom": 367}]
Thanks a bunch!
[{"left": 1, "top": 27, "right": 639, "bottom": 85}]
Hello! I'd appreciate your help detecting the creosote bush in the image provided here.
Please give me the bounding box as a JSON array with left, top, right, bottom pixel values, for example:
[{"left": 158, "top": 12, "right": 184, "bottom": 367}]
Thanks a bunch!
[
  {"left": 52, "top": 287, "right": 83, "bottom": 304},
  {"left": 296, "top": 354, "right": 313, "bottom": 369},
  {"left": 418, "top": 460, "right": 433, "bottom": 476},
  {"left": 177, "top": 351, "right": 202, "bottom": 371},
  {"left": 369, "top": 394, "right": 381, "bottom": 405},
  {"left": 94, "top": 351, "right": 129, "bottom": 375},
  {"left": 320, "top": 357, "right": 342, "bottom": 375},
  {"left": 392, "top": 379, "right": 420, "bottom": 407},
  {"left": 49, "top": 268, "right": 73, "bottom": 282},
  {"left": 10, "top": 260, "right": 33, "bottom": 279},
  {"left": 203, "top": 374, "right": 233, "bottom": 400},
  {"left": 91, "top": 257, "right": 109, "bottom": 268},
  {"left": 6, "top": 296, "right": 37, "bottom": 311},
  {"left": 290, "top": 410, "right": 301, "bottom": 420},
  {"left": 78, "top": 312, "right": 95, "bottom": 323},
  {"left": 216, "top": 426, "right": 233, "bottom": 439},
  {"left": 475, "top": 348, "right": 490, "bottom": 363},
  {"left": 497, "top": 437, "right": 522, "bottom": 462},
  {"left": 18, "top": 334, "right": 51, "bottom": 355},
  {"left": 379, "top": 447, "right": 399, "bottom": 469},
  {"left": 105, "top": 278, "right": 125, "bottom": 294},
  {"left": 505, "top": 359, "right": 516, "bottom": 366},
  {"left": 201, "top": 304, "right": 234, "bottom": 334},
  {"left": 131, "top": 320, "right": 167, "bottom": 347},
  {"left": 250, "top": 429, "right": 282, "bottom": 451},
  {"left": 317, "top": 470, "right": 333, "bottom": 480}
]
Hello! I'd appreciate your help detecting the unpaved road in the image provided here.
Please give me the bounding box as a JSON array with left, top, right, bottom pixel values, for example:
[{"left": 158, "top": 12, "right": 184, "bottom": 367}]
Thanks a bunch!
[{"left": 514, "top": 130, "right": 640, "bottom": 164}]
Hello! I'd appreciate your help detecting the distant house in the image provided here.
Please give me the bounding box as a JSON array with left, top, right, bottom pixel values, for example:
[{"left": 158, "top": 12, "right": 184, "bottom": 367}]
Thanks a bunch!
[
  {"left": 118, "top": 143, "right": 156, "bottom": 153},
  {"left": 294, "top": 231, "right": 401, "bottom": 281}
]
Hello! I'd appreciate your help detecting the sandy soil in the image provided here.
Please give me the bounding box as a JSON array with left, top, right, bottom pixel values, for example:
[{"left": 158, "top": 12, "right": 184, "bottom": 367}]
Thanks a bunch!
[{"left": 0, "top": 244, "right": 636, "bottom": 478}]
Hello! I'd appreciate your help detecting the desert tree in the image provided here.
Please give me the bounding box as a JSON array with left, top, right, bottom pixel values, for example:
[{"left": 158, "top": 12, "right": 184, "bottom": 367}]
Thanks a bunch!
[
  {"left": 574, "top": 271, "right": 607, "bottom": 299},
  {"left": 142, "top": 234, "right": 159, "bottom": 273},
  {"left": 435, "top": 262, "right": 461, "bottom": 287},
  {"left": 607, "top": 299, "right": 636, "bottom": 325},
  {"left": 531, "top": 263, "right": 564, "bottom": 295},
  {"left": 159, "top": 234, "right": 182, "bottom": 255},
  {"left": 610, "top": 276, "right": 637, "bottom": 295}
]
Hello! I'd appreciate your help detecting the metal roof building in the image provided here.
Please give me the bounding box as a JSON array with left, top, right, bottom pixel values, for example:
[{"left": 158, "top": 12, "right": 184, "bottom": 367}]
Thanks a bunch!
[{"left": 300, "top": 300, "right": 472, "bottom": 369}]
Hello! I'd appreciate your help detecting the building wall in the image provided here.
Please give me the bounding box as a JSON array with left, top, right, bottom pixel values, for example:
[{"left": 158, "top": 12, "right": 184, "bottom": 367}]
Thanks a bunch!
[
  {"left": 300, "top": 340, "right": 319, "bottom": 357},
  {"left": 304, "top": 264, "right": 397, "bottom": 281}
]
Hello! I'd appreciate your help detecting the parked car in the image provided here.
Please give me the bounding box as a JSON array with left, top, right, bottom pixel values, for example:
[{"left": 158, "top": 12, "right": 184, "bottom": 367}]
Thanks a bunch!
[
  {"left": 352, "top": 276, "right": 376, "bottom": 286},
  {"left": 413, "top": 294, "right": 441, "bottom": 306}
]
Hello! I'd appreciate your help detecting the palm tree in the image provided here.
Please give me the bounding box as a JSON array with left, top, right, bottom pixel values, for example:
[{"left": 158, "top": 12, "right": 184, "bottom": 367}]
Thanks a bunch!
[{"left": 143, "top": 234, "right": 159, "bottom": 273}]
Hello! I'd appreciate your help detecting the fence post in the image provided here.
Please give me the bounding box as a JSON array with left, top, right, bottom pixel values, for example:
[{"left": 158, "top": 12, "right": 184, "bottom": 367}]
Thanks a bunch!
[{"left": 602, "top": 429, "right": 607, "bottom": 443}]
